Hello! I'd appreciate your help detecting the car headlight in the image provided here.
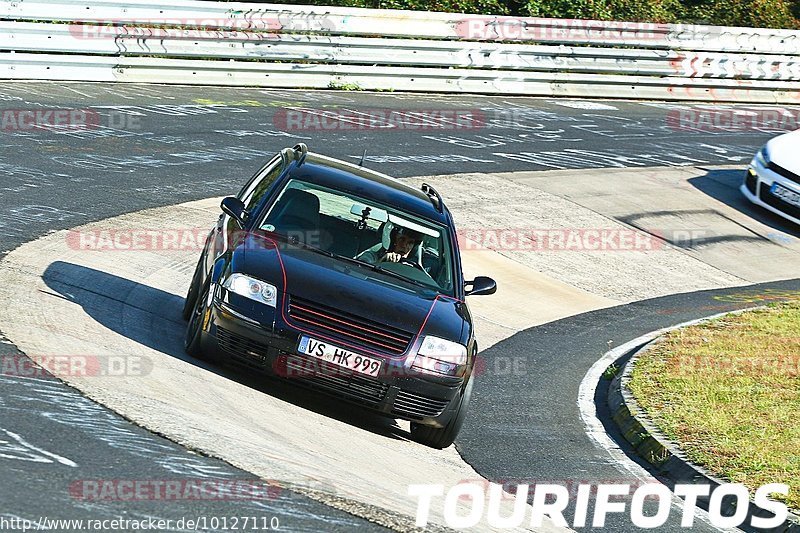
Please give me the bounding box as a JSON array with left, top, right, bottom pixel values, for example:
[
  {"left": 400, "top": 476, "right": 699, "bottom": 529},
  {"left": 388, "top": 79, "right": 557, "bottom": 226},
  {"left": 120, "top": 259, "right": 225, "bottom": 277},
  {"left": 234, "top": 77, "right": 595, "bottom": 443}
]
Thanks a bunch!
[
  {"left": 222, "top": 273, "right": 277, "bottom": 308},
  {"left": 755, "top": 146, "right": 770, "bottom": 167},
  {"left": 412, "top": 335, "right": 467, "bottom": 376}
]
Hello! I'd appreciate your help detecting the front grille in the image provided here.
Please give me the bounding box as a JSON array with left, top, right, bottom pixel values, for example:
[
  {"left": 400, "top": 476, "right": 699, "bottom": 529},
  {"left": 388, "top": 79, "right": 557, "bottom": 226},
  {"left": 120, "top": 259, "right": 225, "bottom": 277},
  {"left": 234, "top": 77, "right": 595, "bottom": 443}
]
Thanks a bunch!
[
  {"left": 392, "top": 390, "right": 450, "bottom": 420},
  {"left": 744, "top": 169, "right": 758, "bottom": 195},
  {"left": 217, "top": 327, "right": 270, "bottom": 367},
  {"left": 287, "top": 296, "right": 414, "bottom": 355},
  {"left": 284, "top": 357, "right": 389, "bottom": 406},
  {"left": 759, "top": 182, "right": 800, "bottom": 220},
  {"left": 767, "top": 162, "right": 800, "bottom": 186}
]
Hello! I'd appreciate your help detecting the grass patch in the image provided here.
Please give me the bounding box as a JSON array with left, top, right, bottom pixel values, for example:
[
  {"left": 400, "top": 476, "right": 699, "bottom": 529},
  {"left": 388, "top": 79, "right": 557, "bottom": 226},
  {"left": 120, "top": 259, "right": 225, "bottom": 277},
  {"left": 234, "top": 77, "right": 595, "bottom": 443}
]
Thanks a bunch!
[
  {"left": 327, "top": 80, "right": 362, "bottom": 91},
  {"left": 603, "top": 362, "right": 621, "bottom": 380},
  {"left": 628, "top": 301, "right": 800, "bottom": 511}
]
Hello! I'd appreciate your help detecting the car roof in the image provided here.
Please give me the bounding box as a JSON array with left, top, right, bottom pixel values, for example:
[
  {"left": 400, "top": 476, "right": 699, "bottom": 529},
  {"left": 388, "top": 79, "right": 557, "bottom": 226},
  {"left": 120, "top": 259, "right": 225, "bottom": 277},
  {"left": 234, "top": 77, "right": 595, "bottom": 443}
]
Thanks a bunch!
[{"left": 287, "top": 152, "right": 450, "bottom": 225}]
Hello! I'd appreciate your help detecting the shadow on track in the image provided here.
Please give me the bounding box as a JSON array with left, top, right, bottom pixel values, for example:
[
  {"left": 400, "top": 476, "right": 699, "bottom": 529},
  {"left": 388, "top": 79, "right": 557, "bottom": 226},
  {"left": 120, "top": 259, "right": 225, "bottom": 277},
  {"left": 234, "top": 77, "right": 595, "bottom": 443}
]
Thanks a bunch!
[
  {"left": 688, "top": 168, "right": 800, "bottom": 238},
  {"left": 41, "top": 260, "right": 408, "bottom": 443}
]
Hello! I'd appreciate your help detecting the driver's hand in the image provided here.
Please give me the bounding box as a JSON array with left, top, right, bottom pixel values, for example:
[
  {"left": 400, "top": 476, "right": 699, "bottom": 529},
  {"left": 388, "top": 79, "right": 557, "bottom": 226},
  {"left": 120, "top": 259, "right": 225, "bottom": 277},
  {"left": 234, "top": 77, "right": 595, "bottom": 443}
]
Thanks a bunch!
[{"left": 381, "top": 252, "right": 402, "bottom": 263}]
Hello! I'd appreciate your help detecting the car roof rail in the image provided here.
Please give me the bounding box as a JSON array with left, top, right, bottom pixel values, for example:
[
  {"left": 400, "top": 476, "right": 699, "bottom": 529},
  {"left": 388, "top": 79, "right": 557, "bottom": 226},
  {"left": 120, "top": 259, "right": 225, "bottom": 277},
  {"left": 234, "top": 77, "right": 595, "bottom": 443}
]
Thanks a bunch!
[
  {"left": 279, "top": 143, "right": 309, "bottom": 169},
  {"left": 293, "top": 143, "right": 309, "bottom": 165},
  {"left": 421, "top": 183, "right": 444, "bottom": 213}
]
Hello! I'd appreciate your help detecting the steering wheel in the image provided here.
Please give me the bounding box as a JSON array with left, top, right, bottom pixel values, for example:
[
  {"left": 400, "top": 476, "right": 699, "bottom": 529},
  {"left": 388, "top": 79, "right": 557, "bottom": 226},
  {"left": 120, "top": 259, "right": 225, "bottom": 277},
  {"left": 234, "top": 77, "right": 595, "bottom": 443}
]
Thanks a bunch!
[
  {"left": 379, "top": 255, "right": 436, "bottom": 284},
  {"left": 398, "top": 256, "right": 427, "bottom": 272}
]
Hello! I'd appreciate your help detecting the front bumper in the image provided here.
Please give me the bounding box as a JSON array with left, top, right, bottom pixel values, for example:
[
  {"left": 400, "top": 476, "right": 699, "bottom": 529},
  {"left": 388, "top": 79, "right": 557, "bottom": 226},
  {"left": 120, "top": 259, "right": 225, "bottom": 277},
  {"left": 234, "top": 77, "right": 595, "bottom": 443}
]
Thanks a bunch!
[
  {"left": 202, "top": 298, "right": 466, "bottom": 429},
  {"left": 741, "top": 158, "right": 800, "bottom": 226}
]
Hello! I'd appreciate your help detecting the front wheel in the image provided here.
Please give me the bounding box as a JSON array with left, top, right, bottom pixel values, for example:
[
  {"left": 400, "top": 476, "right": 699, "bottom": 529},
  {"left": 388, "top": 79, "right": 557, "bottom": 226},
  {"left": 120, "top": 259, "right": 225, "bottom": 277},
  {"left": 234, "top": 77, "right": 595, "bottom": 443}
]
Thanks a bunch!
[
  {"left": 182, "top": 255, "right": 205, "bottom": 321},
  {"left": 184, "top": 278, "right": 214, "bottom": 361},
  {"left": 411, "top": 378, "right": 473, "bottom": 449}
]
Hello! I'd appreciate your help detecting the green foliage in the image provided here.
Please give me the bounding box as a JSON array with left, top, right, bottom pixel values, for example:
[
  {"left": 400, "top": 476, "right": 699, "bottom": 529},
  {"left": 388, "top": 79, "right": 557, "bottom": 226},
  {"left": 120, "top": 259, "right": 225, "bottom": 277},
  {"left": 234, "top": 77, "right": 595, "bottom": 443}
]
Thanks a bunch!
[
  {"left": 680, "top": 0, "right": 799, "bottom": 28},
  {"left": 377, "top": 0, "right": 510, "bottom": 14},
  {"left": 282, "top": 0, "right": 509, "bottom": 14},
  {"left": 328, "top": 80, "right": 363, "bottom": 90},
  {"left": 524, "top": 0, "right": 797, "bottom": 26},
  {"left": 602, "top": 363, "right": 620, "bottom": 379},
  {"left": 526, "top": 0, "right": 613, "bottom": 20},
  {"left": 261, "top": 0, "right": 798, "bottom": 28},
  {"left": 610, "top": 0, "right": 684, "bottom": 22}
]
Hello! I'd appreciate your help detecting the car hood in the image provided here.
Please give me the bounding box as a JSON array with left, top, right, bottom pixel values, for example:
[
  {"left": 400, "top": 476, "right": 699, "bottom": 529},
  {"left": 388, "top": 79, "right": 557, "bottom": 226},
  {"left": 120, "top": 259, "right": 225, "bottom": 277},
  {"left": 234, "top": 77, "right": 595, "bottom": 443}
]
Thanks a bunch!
[
  {"left": 767, "top": 129, "right": 800, "bottom": 173},
  {"left": 237, "top": 233, "right": 465, "bottom": 341}
]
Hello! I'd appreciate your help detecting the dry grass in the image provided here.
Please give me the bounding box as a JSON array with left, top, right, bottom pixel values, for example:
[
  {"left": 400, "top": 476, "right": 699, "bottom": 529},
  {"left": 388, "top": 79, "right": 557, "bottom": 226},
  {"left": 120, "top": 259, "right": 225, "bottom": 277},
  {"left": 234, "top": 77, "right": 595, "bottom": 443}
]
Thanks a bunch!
[{"left": 629, "top": 301, "right": 800, "bottom": 511}]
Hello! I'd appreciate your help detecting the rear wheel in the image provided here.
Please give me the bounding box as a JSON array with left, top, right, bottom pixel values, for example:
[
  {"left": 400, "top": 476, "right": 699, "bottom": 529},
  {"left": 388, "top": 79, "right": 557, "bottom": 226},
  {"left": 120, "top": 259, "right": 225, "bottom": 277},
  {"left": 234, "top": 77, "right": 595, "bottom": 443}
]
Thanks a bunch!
[{"left": 411, "top": 378, "right": 473, "bottom": 449}]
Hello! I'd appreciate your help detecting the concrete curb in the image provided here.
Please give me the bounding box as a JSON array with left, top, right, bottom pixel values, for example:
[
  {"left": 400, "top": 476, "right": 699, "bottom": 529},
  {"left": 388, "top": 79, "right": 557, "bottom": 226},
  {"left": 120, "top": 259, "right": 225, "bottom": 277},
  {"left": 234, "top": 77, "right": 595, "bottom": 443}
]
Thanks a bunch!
[{"left": 607, "top": 330, "right": 800, "bottom": 532}]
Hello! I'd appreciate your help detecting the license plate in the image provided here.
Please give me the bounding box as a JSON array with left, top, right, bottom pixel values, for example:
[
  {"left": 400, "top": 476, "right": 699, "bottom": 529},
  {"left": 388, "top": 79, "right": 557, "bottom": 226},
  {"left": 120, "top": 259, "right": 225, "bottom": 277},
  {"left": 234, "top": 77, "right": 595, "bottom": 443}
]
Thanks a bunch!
[
  {"left": 771, "top": 183, "right": 800, "bottom": 207},
  {"left": 297, "top": 336, "right": 382, "bottom": 377}
]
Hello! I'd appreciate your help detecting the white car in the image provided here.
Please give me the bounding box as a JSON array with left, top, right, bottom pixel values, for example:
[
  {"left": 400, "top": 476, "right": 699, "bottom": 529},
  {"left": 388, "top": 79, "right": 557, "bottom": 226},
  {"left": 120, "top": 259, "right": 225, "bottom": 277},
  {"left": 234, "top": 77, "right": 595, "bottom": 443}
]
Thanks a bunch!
[{"left": 741, "top": 129, "right": 800, "bottom": 226}]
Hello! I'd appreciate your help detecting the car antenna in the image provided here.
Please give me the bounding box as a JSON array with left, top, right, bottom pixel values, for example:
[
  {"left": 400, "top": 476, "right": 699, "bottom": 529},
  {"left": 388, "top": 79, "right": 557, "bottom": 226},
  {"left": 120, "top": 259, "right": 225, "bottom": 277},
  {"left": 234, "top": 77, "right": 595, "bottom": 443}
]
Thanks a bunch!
[{"left": 359, "top": 149, "right": 367, "bottom": 166}]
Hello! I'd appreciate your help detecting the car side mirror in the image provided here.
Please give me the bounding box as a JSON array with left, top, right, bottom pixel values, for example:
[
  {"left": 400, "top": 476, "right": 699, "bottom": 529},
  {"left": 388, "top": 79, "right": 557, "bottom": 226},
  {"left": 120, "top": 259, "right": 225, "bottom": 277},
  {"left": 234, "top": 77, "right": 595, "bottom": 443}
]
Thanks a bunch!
[
  {"left": 220, "top": 197, "right": 248, "bottom": 227},
  {"left": 465, "top": 276, "right": 497, "bottom": 296}
]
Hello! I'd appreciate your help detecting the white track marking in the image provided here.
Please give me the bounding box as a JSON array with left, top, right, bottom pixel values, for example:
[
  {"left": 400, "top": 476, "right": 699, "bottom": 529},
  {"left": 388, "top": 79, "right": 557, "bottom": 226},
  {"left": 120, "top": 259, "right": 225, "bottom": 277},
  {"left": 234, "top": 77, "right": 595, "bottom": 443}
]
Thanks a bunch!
[
  {"left": 577, "top": 309, "right": 755, "bottom": 531},
  {"left": 551, "top": 101, "right": 619, "bottom": 110},
  {"left": 0, "top": 428, "right": 78, "bottom": 467}
]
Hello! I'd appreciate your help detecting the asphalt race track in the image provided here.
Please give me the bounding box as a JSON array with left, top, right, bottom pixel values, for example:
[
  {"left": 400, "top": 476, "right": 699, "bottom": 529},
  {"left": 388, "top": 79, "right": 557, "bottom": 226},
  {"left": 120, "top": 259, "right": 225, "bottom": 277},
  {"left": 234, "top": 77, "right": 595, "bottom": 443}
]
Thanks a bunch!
[
  {"left": 0, "top": 367, "right": 382, "bottom": 531},
  {"left": 1, "top": 82, "right": 799, "bottom": 531},
  {"left": 0, "top": 82, "right": 791, "bottom": 253}
]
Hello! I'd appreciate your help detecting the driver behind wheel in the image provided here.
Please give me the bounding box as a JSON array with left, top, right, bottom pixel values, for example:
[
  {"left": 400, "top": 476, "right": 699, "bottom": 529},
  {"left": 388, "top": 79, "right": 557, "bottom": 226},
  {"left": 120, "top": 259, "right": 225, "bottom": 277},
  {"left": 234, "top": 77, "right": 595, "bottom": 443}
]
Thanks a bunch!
[{"left": 357, "top": 225, "right": 423, "bottom": 265}]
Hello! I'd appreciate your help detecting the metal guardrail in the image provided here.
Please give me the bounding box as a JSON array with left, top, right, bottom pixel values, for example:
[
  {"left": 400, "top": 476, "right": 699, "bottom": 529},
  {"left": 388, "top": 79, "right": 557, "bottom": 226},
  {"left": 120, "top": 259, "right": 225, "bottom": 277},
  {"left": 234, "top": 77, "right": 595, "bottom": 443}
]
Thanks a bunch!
[
  {"left": 0, "top": 0, "right": 799, "bottom": 102},
  {"left": 4, "top": 21, "right": 800, "bottom": 79},
  {"left": 3, "top": 0, "right": 800, "bottom": 53}
]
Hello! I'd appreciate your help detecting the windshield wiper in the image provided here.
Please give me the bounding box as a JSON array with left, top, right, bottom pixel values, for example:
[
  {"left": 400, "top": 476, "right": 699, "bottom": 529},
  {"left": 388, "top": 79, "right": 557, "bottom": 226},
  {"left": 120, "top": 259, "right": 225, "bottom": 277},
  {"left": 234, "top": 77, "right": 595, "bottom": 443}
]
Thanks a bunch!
[
  {"left": 261, "top": 230, "right": 335, "bottom": 258},
  {"left": 332, "top": 254, "right": 375, "bottom": 269},
  {"left": 373, "top": 265, "right": 431, "bottom": 289},
  {"left": 335, "top": 254, "right": 431, "bottom": 289}
]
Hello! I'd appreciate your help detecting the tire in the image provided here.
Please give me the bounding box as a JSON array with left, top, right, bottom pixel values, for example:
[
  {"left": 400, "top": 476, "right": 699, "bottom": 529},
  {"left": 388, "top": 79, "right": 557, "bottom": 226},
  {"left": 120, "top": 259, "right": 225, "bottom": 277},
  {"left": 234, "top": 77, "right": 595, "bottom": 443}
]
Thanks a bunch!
[
  {"left": 184, "top": 277, "right": 213, "bottom": 361},
  {"left": 411, "top": 378, "right": 473, "bottom": 449},
  {"left": 181, "top": 256, "right": 205, "bottom": 321}
]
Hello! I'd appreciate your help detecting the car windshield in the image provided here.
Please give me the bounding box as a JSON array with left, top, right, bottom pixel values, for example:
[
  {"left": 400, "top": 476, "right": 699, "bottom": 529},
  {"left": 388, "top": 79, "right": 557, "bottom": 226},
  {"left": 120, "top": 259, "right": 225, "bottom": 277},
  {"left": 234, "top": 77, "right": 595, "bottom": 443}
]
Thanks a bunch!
[{"left": 258, "top": 178, "right": 454, "bottom": 295}]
